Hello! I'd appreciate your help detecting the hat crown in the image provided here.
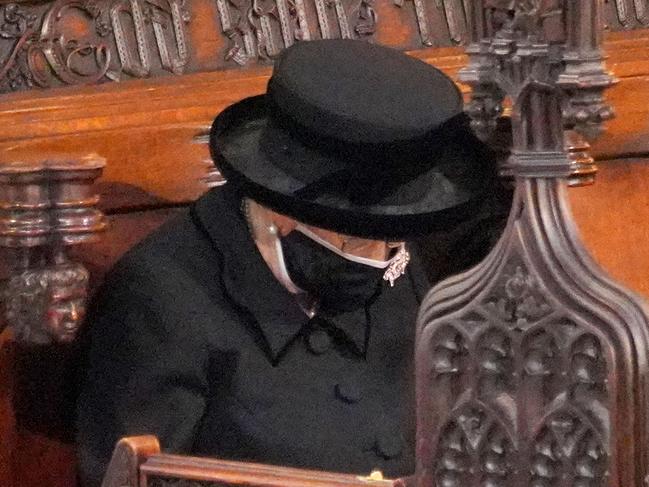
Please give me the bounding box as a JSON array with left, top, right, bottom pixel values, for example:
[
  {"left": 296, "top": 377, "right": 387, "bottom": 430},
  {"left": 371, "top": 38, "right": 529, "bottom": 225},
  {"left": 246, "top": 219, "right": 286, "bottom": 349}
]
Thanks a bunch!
[
  {"left": 267, "top": 40, "right": 463, "bottom": 146},
  {"left": 209, "top": 39, "right": 497, "bottom": 239}
]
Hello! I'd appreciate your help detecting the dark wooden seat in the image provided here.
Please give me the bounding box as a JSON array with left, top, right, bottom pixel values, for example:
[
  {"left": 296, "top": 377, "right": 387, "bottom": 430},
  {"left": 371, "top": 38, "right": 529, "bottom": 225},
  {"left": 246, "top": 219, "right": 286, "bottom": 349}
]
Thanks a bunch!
[{"left": 101, "top": 436, "right": 397, "bottom": 487}]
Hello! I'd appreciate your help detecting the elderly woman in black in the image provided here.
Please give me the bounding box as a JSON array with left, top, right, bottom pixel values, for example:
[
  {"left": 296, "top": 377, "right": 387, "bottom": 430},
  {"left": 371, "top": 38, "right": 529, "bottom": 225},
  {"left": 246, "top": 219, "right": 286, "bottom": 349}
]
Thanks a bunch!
[{"left": 76, "top": 39, "right": 503, "bottom": 487}]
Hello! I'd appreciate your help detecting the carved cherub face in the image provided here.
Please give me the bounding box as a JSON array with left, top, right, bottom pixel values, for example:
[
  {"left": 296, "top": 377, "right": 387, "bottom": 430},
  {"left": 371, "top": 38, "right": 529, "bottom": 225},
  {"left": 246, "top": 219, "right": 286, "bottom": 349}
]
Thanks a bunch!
[
  {"left": 46, "top": 276, "right": 87, "bottom": 343},
  {"left": 2, "top": 263, "right": 89, "bottom": 344}
]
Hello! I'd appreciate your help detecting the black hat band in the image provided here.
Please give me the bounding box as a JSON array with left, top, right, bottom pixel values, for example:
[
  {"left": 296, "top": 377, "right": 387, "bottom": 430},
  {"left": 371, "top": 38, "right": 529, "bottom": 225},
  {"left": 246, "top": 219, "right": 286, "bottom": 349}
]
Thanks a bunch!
[{"left": 266, "top": 96, "right": 467, "bottom": 171}]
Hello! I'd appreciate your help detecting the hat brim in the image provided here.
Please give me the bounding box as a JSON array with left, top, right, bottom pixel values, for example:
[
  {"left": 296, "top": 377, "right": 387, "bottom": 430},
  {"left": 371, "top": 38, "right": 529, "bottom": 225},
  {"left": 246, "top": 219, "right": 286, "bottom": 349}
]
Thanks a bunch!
[{"left": 210, "top": 95, "right": 498, "bottom": 240}]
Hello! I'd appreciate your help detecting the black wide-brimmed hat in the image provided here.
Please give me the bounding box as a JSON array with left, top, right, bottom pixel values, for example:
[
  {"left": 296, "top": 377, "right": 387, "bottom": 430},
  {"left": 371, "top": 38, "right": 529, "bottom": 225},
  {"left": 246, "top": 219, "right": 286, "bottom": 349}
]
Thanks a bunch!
[{"left": 210, "top": 39, "right": 498, "bottom": 239}]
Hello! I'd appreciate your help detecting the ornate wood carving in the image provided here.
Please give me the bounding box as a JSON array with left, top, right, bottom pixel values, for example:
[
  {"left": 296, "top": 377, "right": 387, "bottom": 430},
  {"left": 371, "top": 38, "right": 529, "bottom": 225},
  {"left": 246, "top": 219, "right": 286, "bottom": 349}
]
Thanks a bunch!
[
  {"left": 393, "top": 0, "right": 469, "bottom": 46},
  {"left": 415, "top": 2, "right": 649, "bottom": 487},
  {"left": 613, "top": 0, "right": 649, "bottom": 27},
  {"left": 0, "top": 0, "right": 644, "bottom": 92},
  {"left": 214, "top": 0, "right": 376, "bottom": 65},
  {"left": 0, "top": 154, "right": 105, "bottom": 344},
  {"left": 394, "top": 0, "right": 649, "bottom": 47},
  {"left": 0, "top": 0, "right": 191, "bottom": 92}
]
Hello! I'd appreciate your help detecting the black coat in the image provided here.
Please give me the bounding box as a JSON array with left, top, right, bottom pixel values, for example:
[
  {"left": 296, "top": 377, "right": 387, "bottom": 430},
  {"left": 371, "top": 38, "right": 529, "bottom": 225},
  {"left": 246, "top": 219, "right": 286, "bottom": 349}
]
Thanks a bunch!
[{"left": 76, "top": 185, "right": 433, "bottom": 487}]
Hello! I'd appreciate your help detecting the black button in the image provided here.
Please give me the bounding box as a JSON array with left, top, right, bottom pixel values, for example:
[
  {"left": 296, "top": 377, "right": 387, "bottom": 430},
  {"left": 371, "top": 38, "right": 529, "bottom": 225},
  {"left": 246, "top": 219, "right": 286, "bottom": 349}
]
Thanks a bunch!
[
  {"left": 374, "top": 430, "right": 403, "bottom": 459},
  {"left": 307, "top": 329, "right": 332, "bottom": 355},
  {"left": 334, "top": 380, "right": 363, "bottom": 404}
]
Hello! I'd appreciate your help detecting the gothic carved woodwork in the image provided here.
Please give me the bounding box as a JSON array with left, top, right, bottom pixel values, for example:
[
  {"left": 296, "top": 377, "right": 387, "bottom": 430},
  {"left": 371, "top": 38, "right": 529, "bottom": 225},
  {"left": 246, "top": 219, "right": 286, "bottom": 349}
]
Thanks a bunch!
[
  {"left": 415, "top": 2, "right": 649, "bottom": 487},
  {"left": 393, "top": 0, "right": 470, "bottom": 46},
  {"left": 108, "top": 0, "right": 190, "bottom": 78},
  {"left": 0, "top": 154, "right": 105, "bottom": 344},
  {"left": 393, "top": 0, "right": 649, "bottom": 47},
  {"left": 214, "top": 0, "right": 377, "bottom": 65},
  {"left": 0, "top": 0, "right": 191, "bottom": 91},
  {"left": 0, "top": 0, "right": 644, "bottom": 93},
  {"left": 613, "top": 0, "right": 649, "bottom": 27}
]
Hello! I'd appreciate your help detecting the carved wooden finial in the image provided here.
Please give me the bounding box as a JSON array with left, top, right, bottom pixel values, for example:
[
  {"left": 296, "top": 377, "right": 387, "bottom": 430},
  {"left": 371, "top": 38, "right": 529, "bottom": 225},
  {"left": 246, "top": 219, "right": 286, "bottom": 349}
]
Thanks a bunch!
[
  {"left": 415, "top": 2, "right": 649, "bottom": 487},
  {"left": 0, "top": 154, "right": 105, "bottom": 344}
]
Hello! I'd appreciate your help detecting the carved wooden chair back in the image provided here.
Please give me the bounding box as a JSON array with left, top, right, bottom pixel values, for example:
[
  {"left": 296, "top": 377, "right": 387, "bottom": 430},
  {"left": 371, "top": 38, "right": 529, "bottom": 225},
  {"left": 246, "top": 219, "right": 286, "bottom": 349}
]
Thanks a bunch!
[{"left": 414, "top": 3, "right": 649, "bottom": 487}]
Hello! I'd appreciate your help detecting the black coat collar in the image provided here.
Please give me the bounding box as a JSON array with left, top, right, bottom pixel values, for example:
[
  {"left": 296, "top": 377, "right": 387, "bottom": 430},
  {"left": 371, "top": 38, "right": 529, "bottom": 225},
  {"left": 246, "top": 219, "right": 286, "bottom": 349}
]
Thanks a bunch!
[
  {"left": 191, "top": 186, "right": 431, "bottom": 362},
  {"left": 191, "top": 186, "right": 310, "bottom": 362}
]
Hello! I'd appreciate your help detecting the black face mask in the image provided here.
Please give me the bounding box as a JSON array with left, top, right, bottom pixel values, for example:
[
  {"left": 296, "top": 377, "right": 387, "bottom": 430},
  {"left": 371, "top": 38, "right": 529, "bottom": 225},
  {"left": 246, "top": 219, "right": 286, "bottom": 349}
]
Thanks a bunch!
[{"left": 281, "top": 231, "right": 384, "bottom": 313}]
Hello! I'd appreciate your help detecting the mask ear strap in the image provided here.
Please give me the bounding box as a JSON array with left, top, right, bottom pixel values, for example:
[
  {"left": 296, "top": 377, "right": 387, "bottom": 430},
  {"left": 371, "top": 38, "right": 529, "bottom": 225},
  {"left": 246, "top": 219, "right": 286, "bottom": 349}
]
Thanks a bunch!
[
  {"left": 243, "top": 199, "right": 303, "bottom": 294},
  {"left": 268, "top": 226, "right": 320, "bottom": 316},
  {"left": 268, "top": 224, "right": 304, "bottom": 295}
]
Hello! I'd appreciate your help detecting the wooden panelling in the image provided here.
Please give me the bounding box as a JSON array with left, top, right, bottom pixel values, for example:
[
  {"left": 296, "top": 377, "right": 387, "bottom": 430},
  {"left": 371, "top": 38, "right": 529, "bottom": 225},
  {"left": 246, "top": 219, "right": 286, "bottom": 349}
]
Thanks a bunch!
[
  {"left": 0, "top": 0, "right": 642, "bottom": 95},
  {"left": 12, "top": 423, "right": 76, "bottom": 487},
  {"left": 0, "top": 125, "right": 215, "bottom": 210},
  {"left": 595, "top": 75, "right": 649, "bottom": 159},
  {"left": 0, "top": 0, "right": 438, "bottom": 95},
  {"left": 0, "top": 330, "right": 15, "bottom": 487},
  {"left": 570, "top": 158, "right": 649, "bottom": 299},
  {"left": 0, "top": 333, "right": 79, "bottom": 487}
]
